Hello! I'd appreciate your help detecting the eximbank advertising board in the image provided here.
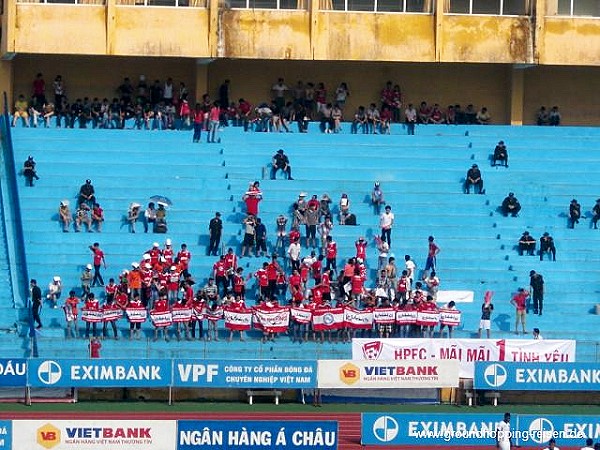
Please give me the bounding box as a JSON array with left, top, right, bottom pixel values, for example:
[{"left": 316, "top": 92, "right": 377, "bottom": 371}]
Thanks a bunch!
[
  {"left": 474, "top": 362, "right": 600, "bottom": 390},
  {"left": 22, "top": 359, "right": 317, "bottom": 388},
  {"left": 361, "top": 413, "right": 599, "bottom": 447}
]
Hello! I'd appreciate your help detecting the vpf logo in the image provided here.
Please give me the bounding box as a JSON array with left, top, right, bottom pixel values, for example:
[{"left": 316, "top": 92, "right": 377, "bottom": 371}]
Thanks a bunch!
[
  {"left": 362, "top": 341, "right": 383, "bottom": 360},
  {"left": 339, "top": 363, "right": 360, "bottom": 385},
  {"left": 37, "top": 423, "right": 61, "bottom": 449}
]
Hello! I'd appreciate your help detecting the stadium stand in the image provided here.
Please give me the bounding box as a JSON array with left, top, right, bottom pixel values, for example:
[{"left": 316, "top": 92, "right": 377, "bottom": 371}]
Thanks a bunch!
[{"left": 1, "top": 121, "right": 598, "bottom": 361}]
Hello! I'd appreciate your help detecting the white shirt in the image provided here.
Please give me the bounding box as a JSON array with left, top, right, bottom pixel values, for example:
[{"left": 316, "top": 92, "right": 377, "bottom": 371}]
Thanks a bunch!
[
  {"left": 580, "top": 447, "right": 594, "bottom": 450},
  {"left": 380, "top": 211, "right": 394, "bottom": 229},
  {"left": 272, "top": 83, "right": 288, "bottom": 98},
  {"left": 405, "top": 260, "right": 416, "bottom": 279},
  {"left": 287, "top": 242, "right": 301, "bottom": 261},
  {"left": 496, "top": 420, "right": 511, "bottom": 443}
]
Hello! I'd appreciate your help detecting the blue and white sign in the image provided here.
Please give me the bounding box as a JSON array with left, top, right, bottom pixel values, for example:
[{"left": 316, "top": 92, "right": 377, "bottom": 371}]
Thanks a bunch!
[
  {"left": 361, "top": 413, "right": 502, "bottom": 446},
  {"left": 0, "top": 359, "right": 26, "bottom": 387},
  {"left": 28, "top": 359, "right": 172, "bottom": 388},
  {"left": 516, "top": 415, "right": 599, "bottom": 447},
  {"left": 0, "top": 421, "right": 11, "bottom": 449},
  {"left": 475, "top": 362, "right": 600, "bottom": 391},
  {"left": 173, "top": 360, "right": 317, "bottom": 388},
  {"left": 177, "top": 420, "right": 338, "bottom": 450}
]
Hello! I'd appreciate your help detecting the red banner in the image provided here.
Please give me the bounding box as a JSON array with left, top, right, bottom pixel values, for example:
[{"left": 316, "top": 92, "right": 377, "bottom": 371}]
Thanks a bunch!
[
  {"left": 223, "top": 308, "right": 252, "bottom": 331},
  {"left": 102, "top": 309, "right": 122, "bottom": 322},
  {"left": 205, "top": 307, "right": 224, "bottom": 322},
  {"left": 81, "top": 308, "right": 103, "bottom": 323},
  {"left": 192, "top": 305, "right": 205, "bottom": 320},
  {"left": 312, "top": 307, "right": 344, "bottom": 331}
]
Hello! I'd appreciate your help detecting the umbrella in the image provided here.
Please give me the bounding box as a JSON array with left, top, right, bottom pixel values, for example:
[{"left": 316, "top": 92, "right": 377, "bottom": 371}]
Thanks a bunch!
[{"left": 149, "top": 195, "right": 173, "bottom": 207}]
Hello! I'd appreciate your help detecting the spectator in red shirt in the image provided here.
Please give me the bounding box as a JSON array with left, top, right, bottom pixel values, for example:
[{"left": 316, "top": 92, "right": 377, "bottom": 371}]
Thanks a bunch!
[
  {"left": 89, "top": 242, "right": 106, "bottom": 287},
  {"left": 89, "top": 336, "right": 101, "bottom": 359},
  {"left": 243, "top": 182, "right": 262, "bottom": 216},
  {"left": 510, "top": 288, "right": 529, "bottom": 335}
]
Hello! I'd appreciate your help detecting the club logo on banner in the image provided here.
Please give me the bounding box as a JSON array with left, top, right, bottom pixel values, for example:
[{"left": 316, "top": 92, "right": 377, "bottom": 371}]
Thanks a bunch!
[
  {"left": 177, "top": 420, "right": 338, "bottom": 450},
  {"left": 475, "top": 362, "right": 600, "bottom": 390},
  {"left": 352, "top": 339, "right": 577, "bottom": 378},
  {"left": 312, "top": 308, "right": 344, "bottom": 331},
  {"left": 29, "top": 359, "right": 172, "bottom": 388},
  {"left": 14, "top": 420, "right": 176, "bottom": 450},
  {"left": 318, "top": 360, "right": 460, "bottom": 389},
  {"left": 516, "top": 415, "right": 597, "bottom": 447}
]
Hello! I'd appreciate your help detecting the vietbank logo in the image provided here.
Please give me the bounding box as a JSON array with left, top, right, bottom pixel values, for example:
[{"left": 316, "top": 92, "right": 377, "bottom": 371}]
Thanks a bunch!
[
  {"left": 37, "top": 423, "right": 60, "bottom": 449},
  {"left": 340, "top": 363, "right": 360, "bottom": 385}
]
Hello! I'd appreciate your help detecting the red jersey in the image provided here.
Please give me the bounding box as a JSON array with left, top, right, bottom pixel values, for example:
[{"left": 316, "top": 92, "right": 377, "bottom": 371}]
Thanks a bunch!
[
  {"left": 428, "top": 242, "right": 440, "bottom": 257},
  {"left": 326, "top": 241, "right": 337, "bottom": 259},
  {"left": 115, "top": 292, "right": 128, "bottom": 309},
  {"left": 233, "top": 274, "right": 245, "bottom": 294},
  {"left": 224, "top": 253, "right": 237, "bottom": 273},
  {"left": 343, "top": 263, "right": 354, "bottom": 278},
  {"left": 154, "top": 298, "right": 169, "bottom": 312},
  {"left": 267, "top": 262, "right": 280, "bottom": 280},
  {"left": 105, "top": 283, "right": 117, "bottom": 297},
  {"left": 213, "top": 260, "right": 226, "bottom": 278},
  {"left": 351, "top": 274, "right": 364, "bottom": 294},
  {"left": 321, "top": 272, "right": 331, "bottom": 293},
  {"left": 92, "top": 248, "right": 104, "bottom": 266},
  {"left": 245, "top": 196, "right": 261, "bottom": 216},
  {"left": 85, "top": 298, "right": 99, "bottom": 310},
  {"left": 141, "top": 269, "right": 153, "bottom": 286},
  {"left": 312, "top": 287, "right": 323, "bottom": 305},
  {"left": 148, "top": 248, "right": 161, "bottom": 265},
  {"left": 289, "top": 274, "right": 301, "bottom": 290},
  {"left": 300, "top": 265, "right": 310, "bottom": 283},
  {"left": 289, "top": 229, "right": 300, "bottom": 244},
  {"left": 89, "top": 340, "right": 101, "bottom": 359},
  {"left": 512, "top": 292, "right": 528, "bottom": 311},
  {"left": 183, "top": 285, "right": 194, "bottom": 304},
  {"left": 255, "top": 269, "right": 269, "bottom": 287},
  {"left": 419, "top": 301, "right": 438, "bottom": 312},
  {"left": 177, "top": 250, "right": 191, "bottom": 269},
  {"left": 162, "top": 247, "right": 174, "bottom": 265},
  {"left": 65, "top": 296, "right": 79, "bottom": 316},
  {"left": 397, "top": 277, "right": 409, "bottom": 293},
  {"left": 167, "top": 270, "right": 181, "bottom": 291},
  {"left": 292, "top": 289, "right": 305, "bottom": 303},
  {"left": 355, "top": 241, "right": 367, "bottom": 260},
  {"left": 311, "top": 260, "right": 322, "bottom": 280}
]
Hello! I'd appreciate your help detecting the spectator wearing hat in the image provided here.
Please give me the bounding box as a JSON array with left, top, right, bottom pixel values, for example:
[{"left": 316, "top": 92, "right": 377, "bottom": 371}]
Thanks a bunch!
[
  {"left": 529, "top": 270, "right": 545, "bottom": 315},
  {"left": 58, "top": 200, "right": 72, "bottom": 232},
  {"left": 464, "top": 164, "right": 484, "bottom": 194},
  {"left": 127, "top": 262, "right": 142, "bottom": 300},
  {"left": 23, "top": 156, "right": 40, "bottom": 187},
  {"left": 371, "top": 182, "right": 385, "bottom": 215},
  {"left": 592, "top": 199, "right": 600, "bottom": 229},
  {"left": 492, "top": 141, "right": 508, "bottom": 167},
  {"left": 518, "top": 231, "right": 536, "bottom": 256},
  {"left": 47, "top": 276, "right": 62, "bottom": 309},
  {"left": 539, "top": 232, "right": 556, "bottom": 261},
  {"left": 78, "top": 179, "right": 96, "bottom": 207},
  {"left": 380, "top": 205, "right": 394, "bottom": 247},
  {"left": 319, "top": 193, "right": 332, "bottom": 219},
  {"left": 75, "top": 202, "right": 92, "bottom": 232},
  {"left": 501, "top": 192, "right": 521, "bottom": 217},
  {"left": 270, "top": 149, "right": 293, "bottom": 180},
  {"left": 30, "top": 279, "right": 43, "bottom": 329},
  {"left": 127, "top": 203, "right": 141, "bottom": 233},
  {"left": 81, "top": 265, "right": 93, "bottom": 296},
  {"left": 568, "top": 198, "right": 581, "bottom": 228}
]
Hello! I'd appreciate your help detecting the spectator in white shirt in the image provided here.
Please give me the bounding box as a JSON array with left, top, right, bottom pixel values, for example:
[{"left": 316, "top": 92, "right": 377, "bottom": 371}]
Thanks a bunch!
[{"left": 380, "top": 205, "right": 394, "bottom": 247}]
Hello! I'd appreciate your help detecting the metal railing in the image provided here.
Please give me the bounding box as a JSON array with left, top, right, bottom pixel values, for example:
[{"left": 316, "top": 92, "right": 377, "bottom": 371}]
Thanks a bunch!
[{"left": 1, "top": 93, "right": 35, "bottom": 357}]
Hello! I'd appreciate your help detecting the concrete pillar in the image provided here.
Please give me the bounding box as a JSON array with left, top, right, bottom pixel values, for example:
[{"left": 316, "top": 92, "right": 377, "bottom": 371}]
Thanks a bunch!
[
  {"left": 509, "top": 66, "right": 525, "bottom": 126},
  {"left": 194, "top": 60, "right": 210, "bottom": 105},
  {"left": 0, "top": 60, "right": 14, "bottom": 107}
]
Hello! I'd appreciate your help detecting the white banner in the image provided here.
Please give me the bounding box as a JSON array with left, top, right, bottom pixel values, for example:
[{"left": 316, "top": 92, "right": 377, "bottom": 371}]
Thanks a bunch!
[
  {"left": 290, "top": 307, "right": 312, "bottom": 324},
  {"left": 352, "top": 338, "right": 577, "bottom": 378},
  {"left": 172, "top": 307, "right": 192, "bottom": 323},
  {"left": 415, "top": 311, "right": 439, "bottom": 326},
  {"left": 436, "top": 290, "right": 474, "bottom": 304},
  {"left": 102, "top": 309, "right": 122, "bottom": 322},
  {"left": 373, "top": 308, "right": 396, "bottom": 324},
  {"left": 150, "top": 311, "right": 172, "bottom": 327},
  {"left": 312, "top": 307, "right": 344, "bottom": 331},
  {"left": 126, "top": 308, "right": 147, "bottom": 323},
  {"left": 253, "top": 308, "right": 290, "bottom": 333},
  {"left": 81, "top": 309, "right": 103, "bottom": 323},
  {"left": 395, "top": 309, "right": 417, "bottom": 325},
  {"left": 223, "top": 309, "right": 252, "bottom": 331},
  {"left": 318, "top": 359, "right": 460, "bottom": 389},
  {"left": 344, "top": 307, "right": 373, "bottom": 329},
  {"left": 13, "top": 420, "right": 176, "bottom": 450},
  {"left": 439, "top": 309, "right": 461, "bottom": 326}
]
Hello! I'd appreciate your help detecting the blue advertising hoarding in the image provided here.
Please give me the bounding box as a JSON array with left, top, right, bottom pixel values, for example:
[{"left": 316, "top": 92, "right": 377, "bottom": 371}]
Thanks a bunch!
[
  {"left": 0, "top": 421, "right": 11, "bottom": 449},
  {"left": 27, "top": 359, "right": 172, "bottom": 388},
  {"left": 177, "top": 420, "right": 338, "bottom": 450},
  {"left": 474, "top": 362, "right": 600, "bottom": 391},
  {"left": 0, "top": 359, "right": 26, "bottom": 387},
  {"left": 516, "top": 415, "right": 600, "bottom": 447},
  {"left": 361, "top": 413, "right": 502, "bottom": 446},
  {"left": 173, "top": 359, "right": 317, "bottom": 388}
]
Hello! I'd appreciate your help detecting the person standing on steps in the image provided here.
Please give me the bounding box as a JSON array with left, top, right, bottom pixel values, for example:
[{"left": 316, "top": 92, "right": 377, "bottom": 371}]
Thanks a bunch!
[
  {"left": 208, "top": 212, "right": 223, "bottom": 256},
  {"left": 529, "top": 270, "right": 545, "bottom": 316},
  {"left": 89, "top": 242, "right": 106, "bottom": 287},
  {"left": 30, "top": 279, "right": 43, "bottom": 329}
]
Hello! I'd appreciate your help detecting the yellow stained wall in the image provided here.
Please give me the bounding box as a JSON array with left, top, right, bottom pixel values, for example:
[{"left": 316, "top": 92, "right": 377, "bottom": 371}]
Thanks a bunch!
[
  {"left": 523, "top": 65, "right": 600, "bottom": 126},
  {"left": 540, "top": 18, "right": 600, "bottom": 66},
  {"left": 12, "top": 55, "right": 197, "bottom": 103}
]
